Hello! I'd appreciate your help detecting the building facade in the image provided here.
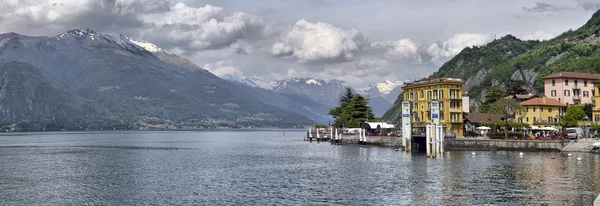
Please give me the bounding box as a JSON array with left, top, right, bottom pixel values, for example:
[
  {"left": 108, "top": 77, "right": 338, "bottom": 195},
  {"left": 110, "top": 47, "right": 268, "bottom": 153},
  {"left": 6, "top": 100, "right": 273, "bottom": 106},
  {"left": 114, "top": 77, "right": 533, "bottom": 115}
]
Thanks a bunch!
[
  {"left": 592, "top": 80, "right": 600, "bottom": 123},
  {"left": 516, "top": 97, "right": 566, "bottom": 126},
  {"left": 542, "top": 72, "right": 600, "bottom": 105},
  {"left": 402, "top": 78, "right": 464, "bottom": 136}
]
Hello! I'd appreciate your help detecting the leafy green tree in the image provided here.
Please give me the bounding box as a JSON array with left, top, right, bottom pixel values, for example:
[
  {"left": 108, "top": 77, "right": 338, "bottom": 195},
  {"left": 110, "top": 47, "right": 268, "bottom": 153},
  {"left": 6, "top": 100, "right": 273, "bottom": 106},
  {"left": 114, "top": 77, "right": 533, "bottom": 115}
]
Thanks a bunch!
[
  {"left": 582, "top": 104, "right": 593, "bottom": 119},
  {"left": 485, "top": 87, "right": 507, "bottom": 104},
  {"left": 506, "top": 79, "right": 527, "bottom": 95},
  {"left": 489, "top": 99, "right": 521, "bottom": 139},
  {"left": 561, "top": 106, "right": 587, "bottom": 128},
  {"left": 480, "top": 87, "right": 507, "bottom": 112}
]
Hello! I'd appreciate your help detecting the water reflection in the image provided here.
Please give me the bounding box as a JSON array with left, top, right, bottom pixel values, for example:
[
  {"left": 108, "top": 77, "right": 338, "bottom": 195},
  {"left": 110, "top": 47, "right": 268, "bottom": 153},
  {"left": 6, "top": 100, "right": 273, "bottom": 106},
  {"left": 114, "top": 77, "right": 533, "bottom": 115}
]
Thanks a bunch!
[{"left": 0, "top": 131, "right": 598, "bottom": 205}]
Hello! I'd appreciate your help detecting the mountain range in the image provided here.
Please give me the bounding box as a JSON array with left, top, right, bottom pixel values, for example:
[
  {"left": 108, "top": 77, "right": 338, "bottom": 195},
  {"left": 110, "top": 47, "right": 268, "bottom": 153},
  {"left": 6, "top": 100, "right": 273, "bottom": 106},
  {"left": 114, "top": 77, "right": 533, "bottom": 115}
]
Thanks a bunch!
[
  {"left": 383, "top": 9, "right": 600, "bottom": 123},
  {"left": 0, "top": 28, "right": 315, "bottom": 130},
  {"left": 223, "top": 75, "right": 405, "bottom": 117}
]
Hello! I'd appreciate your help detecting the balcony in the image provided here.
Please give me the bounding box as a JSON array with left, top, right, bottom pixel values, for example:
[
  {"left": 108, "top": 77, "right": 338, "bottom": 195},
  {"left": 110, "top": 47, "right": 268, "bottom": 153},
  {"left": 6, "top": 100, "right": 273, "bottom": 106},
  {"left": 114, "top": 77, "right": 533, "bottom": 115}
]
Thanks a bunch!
[
  {"left": 533, "top": 120, "right": 560, "bottom": 125},
  {"left": 573, "top": 95, "right": 581, "bottom": 100},
  {"left": 573, "top": 84, "right": 580, "bottom": 90},
  {"left": 449, "top": 119, "right": 462, "bottom": 123},
  {"left": 449, "top": 107, "right": 462, "bottom": 113},
  {"left": 450, "top": 96, "right": 461, "bottom": 100}
]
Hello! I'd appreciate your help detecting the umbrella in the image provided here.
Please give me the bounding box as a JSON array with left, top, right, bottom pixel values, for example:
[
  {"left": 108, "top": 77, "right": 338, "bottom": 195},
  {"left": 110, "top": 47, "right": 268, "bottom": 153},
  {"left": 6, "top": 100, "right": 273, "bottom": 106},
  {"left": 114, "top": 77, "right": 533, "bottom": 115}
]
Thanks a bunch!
[
  {"left": 593, "top": 142, "right": 600, "bottom": 147},
  {"left": 476, "top": 126, "right": 491, "bottom": 130},
  {"left": 531, "top": 126, "right": 540, "bottom": 130},
  {"left": 541, "top": 127, "right": 558, "bottom": 131}
]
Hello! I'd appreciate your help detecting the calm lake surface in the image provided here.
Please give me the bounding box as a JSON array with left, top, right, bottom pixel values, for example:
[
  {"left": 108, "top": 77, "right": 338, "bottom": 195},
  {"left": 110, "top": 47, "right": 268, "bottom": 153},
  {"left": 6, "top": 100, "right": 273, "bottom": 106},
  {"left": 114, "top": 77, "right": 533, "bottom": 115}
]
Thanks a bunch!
[{"left": 0, "top": 130, "right": 599, "bottom": 205}]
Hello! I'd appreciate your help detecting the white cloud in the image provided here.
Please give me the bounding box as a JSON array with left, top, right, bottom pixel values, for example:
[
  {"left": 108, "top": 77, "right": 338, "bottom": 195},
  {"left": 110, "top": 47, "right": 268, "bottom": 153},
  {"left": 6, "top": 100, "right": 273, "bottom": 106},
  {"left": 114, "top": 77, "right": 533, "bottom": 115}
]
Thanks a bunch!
[
  {"left": 371, "top": 39, "right": 422, "bottom": 62},
  {"left": 0, "top": 0, "right": 593, "bottom": 87},
  {"left": 139, "top": 3, "right": 273, "bottom": 52},
  {"left": 521, "top": 30, "right": 555, "bottom": 40},
  {"left": 203, "top": 61, "right": 244, "bottom": 78},
  {"left": 271, "top": 19, "right": 367, "bottom": 63},
  {"left": 426, "top": 33, "right": 493, "bottom": 62}
]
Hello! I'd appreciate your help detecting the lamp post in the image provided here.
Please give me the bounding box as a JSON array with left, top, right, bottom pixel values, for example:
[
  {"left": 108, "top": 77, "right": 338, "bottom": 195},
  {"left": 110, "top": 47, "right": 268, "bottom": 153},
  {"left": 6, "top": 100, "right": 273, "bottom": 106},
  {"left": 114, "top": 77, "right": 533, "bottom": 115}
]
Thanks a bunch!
[{"left": 583, "top": 116, "right": 589, "bottom": 140}]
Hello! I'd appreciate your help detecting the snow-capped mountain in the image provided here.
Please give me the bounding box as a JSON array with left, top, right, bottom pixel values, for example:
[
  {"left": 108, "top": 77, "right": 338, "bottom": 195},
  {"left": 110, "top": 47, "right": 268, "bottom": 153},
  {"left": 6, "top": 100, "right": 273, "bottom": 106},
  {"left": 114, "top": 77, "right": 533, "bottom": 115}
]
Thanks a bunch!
[
  {"left": 222, "top": 75, "right": 276, "bottom": 90},
  {"left": 358, "top": 80, "right": 405, "bottom": 103},
  {"left": 222, "top": 76, "right": 405, "bottom": 117},
  {"left": 271, "top": 77, "right": 351, "bottom": 107}
]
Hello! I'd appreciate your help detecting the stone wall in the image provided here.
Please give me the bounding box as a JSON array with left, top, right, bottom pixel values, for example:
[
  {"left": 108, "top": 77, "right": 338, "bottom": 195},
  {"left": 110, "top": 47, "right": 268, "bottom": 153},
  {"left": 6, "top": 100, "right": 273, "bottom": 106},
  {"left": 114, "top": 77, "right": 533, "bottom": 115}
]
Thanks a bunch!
[
  {"left": 445, "top": 139, "right": 565, "bottom": 151},
  {"left": 341, "top": 135, "right": 401, "bottom": 147}
]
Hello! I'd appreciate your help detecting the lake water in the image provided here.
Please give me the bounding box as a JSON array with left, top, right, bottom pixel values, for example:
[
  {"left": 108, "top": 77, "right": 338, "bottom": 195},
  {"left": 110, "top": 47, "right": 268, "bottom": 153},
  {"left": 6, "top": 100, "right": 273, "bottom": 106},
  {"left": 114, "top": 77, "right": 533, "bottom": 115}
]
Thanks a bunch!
[{"left": 0, "top": 130, "right": 599, "bottom": 205}]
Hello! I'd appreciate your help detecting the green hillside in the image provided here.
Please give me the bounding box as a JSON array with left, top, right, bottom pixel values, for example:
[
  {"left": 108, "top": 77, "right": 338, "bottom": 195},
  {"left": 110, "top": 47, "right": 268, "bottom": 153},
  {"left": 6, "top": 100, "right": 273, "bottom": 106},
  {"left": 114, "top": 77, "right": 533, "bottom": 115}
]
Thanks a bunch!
[
  {"left": 384, "top": 9, "right": 600, "bottom": 123},
  {"left": 0, "top": 61, "right": 124, "bottom": 131}
]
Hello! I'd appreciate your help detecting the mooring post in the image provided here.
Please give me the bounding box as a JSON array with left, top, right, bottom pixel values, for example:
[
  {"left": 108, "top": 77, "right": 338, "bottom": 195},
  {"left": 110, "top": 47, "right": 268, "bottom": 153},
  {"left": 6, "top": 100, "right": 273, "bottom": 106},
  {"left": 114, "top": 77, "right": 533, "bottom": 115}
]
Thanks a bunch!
[
  {"left": 438, "top": 125, "right": 444, "bottom": 155},
  {"left": 426, "top": 124, "right": 431, "bottom": 158}
]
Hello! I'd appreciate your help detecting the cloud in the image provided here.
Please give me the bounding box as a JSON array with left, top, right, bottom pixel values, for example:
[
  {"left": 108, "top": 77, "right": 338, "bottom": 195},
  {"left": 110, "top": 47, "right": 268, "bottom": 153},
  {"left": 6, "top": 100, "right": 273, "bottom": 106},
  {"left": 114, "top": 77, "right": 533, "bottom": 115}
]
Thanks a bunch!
[
  {"left": 1, "top": 0, "right": 593, "bottom": 88},
  {"left": 522, "top": 30, "right": 555, "bottom": 40},
  {"left": 270, "top": 19, "right": 367, "bottom": 63},
  {"left": 426, "top": 33, "right": 493, "bottom": 63},
  {"left": 355, "top": 59, "right": 387, "bottom": 70},
  {"left": 203, "top": 61, "right": 244, "bottom": 78},
  {"left": 139, "top": 3, "right": 276, "bottom": 53},
  {"left": 371, "top": 39, "right": 422, "bottom": 62},
  {"left": 522, "top": 3, "right": 574, "bottom": 12}
]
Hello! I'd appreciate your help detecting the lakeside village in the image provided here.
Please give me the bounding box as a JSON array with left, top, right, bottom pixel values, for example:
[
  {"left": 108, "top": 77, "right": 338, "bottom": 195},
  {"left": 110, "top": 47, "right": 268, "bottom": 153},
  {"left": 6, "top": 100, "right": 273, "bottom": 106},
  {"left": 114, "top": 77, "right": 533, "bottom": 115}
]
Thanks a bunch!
[{"left": 308, "top": 72, "right": 600, "bottom": 154}]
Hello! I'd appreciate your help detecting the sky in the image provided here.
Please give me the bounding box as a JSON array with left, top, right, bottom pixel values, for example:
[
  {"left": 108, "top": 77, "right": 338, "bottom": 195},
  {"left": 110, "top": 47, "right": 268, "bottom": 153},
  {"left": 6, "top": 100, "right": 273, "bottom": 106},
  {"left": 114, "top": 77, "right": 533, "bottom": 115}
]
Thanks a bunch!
[{"left": 1, "top": 0, "right": 599, "bottom": 87}]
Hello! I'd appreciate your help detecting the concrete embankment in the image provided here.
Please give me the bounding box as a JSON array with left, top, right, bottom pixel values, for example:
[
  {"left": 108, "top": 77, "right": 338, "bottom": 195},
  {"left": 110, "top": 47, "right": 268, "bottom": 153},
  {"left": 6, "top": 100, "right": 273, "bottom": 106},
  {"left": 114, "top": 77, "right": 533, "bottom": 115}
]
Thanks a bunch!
[
  {"left": 445, "top": 139, "right": 565, "bottom": 151},
  {"left": 340, "top": 135, "right": 401, "bottom": 147},
  {"left": 561, "top": 140, "right": 600, "bottom": 152}
]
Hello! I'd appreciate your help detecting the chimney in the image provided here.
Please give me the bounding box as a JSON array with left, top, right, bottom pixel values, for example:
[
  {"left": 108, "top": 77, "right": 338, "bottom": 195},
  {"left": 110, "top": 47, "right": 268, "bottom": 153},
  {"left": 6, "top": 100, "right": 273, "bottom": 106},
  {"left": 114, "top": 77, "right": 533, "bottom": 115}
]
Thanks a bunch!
[{"left": 542, "top": 96, "right": 546, "bottom": 104}]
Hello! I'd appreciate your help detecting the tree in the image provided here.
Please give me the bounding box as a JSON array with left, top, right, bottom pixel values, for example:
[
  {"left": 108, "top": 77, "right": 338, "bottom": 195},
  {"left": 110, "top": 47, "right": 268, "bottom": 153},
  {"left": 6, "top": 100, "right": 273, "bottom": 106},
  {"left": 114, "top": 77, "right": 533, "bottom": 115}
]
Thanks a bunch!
[
  {"left": 506, "top": 79, "right": 527, "bottom": 95},
  {"left": 582, "top": 104, "right": 593, "bottom": 119},
  {"left": 330, "top": 92, "right": 375, "bottom": 128},
  {"left": 489, "top": 99, "right": 521, "bottom": 139},
  {"left": 484, "top": 87, "right": 507, "bottom": 104},
  {"left": 480, "top": 87, "right": 507, "bottom": 113},
  {"left": 329, "top": 88, "right": 354, "bottom": 119},
  {"left": 561, "top": 106, "right": 586, "bottom": 128}
]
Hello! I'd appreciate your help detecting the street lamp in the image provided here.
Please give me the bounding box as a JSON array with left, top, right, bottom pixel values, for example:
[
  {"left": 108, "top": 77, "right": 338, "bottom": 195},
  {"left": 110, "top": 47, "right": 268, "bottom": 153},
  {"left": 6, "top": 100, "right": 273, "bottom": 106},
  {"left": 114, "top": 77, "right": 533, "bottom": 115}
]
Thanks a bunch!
[{"left": 583, "top": 116, "right": 589, "bottom": 140}]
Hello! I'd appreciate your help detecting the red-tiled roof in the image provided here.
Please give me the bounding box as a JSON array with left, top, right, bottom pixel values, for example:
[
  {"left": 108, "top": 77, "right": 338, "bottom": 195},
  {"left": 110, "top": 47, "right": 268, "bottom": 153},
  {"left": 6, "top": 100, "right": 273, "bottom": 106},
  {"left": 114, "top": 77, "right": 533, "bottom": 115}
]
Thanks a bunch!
[
  {"left": 520, "top": 97, "right": 566, "bottom": 107},
  {"left": 542, "top": 72, "right": 600, "bottom": 80},
  {"left": 462, "top": 91, "right": 469, "bottom": 96}
]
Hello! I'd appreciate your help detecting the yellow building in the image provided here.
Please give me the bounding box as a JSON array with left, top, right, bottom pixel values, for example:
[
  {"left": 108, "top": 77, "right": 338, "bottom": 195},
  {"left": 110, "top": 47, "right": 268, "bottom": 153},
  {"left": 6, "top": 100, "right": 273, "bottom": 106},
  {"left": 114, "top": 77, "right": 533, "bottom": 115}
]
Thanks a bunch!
[
  {"left": 516, "top": 97, "right": 565, "bottom": 126},
  {"left": 592, "top": 80, "right": 600, "bottom": 123},
  {"left": 402, "top": 78, "right": 464, "bottom": 136}
]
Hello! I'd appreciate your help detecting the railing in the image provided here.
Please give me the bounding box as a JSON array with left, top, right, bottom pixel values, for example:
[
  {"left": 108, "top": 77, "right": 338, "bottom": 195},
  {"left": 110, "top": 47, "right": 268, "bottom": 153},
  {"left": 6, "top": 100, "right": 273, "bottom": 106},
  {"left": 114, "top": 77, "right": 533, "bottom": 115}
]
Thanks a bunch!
[
  {"left": 533, "top": 120, "right": 560, "bottom": 125},
  {"left": 573, "top": 95, "right": 581, "bottom": 100},
  {"left": 450, "top": 96, "right": 461, "bottom": 100},
  {"left": 449, "top": 107, "right": 462, "bottom": 112},
  {"left": 450, "top": 119, "right": 462, "bottom": 123}
]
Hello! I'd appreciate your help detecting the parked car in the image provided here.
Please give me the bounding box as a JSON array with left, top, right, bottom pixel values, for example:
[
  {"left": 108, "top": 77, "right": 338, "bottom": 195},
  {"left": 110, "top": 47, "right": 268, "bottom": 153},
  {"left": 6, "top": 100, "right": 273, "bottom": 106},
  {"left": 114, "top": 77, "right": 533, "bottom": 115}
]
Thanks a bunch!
[
  {"left": 464, "top": 131, "right": 478, "bottom": 137},
  {"left": 566, "top": 127, "right": 583, "bottom": 140},
  {"left": 444, "top": 132, "right": 456, "bottom": 139}
]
